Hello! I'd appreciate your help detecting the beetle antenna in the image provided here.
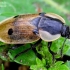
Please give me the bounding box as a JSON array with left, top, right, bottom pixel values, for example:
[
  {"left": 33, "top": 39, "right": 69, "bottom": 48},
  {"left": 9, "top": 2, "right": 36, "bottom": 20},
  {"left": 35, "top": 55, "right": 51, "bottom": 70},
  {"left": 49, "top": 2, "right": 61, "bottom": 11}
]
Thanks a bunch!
[{"left": 60, "top": 37, "right": 67, "bottom": 57}]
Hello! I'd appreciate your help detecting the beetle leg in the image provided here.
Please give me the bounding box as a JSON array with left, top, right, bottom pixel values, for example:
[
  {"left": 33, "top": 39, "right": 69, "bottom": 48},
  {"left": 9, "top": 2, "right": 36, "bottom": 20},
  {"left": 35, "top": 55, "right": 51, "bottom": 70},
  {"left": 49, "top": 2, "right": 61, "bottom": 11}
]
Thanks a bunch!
[
  {"left": 31, "top": 39, "right": 42, "bottom": 59},
  {"left": 48, "top": 42, "right": 56, "bottom": 63},
  {"left": 56, "top": 55, "right": 70, "bottom": 62},
  {"left": 33, "top": 29, "right": 39, "bottom": 35},
  {"left": 14, "top": 39, "right": 42, "bottom": 59},
  {"left": 60, "top": 37, "right": 67, "bottom": 57}
]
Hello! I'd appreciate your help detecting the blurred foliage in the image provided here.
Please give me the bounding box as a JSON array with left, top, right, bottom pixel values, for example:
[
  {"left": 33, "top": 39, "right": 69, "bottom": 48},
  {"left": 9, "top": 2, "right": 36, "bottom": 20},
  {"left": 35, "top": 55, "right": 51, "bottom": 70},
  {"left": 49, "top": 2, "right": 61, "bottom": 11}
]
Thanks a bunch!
[{"left": 0, "top": 0, "right": 70, "bottom": 70}]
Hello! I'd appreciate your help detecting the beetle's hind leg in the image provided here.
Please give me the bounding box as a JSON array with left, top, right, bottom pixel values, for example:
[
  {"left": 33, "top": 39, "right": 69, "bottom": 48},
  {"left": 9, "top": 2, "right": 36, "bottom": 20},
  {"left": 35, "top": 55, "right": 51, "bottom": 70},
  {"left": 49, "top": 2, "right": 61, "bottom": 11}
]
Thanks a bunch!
[
  {"left": 30, "top": 39, "right": 42, "bottom": 59},
  {"left": 14, "top": 39, "right": 42, "bottom": 59},
  {"left": 48, "top": 42, "right": 56, "bottom": 63}
]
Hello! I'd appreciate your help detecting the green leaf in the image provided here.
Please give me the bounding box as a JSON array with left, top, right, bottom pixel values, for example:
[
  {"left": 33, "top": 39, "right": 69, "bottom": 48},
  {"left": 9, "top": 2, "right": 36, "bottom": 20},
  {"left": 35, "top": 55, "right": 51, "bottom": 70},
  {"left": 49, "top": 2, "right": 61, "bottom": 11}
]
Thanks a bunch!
[
  {"left": 1, "top": 64, "right": 4, "bottom": 70},
  {"left": 30, "top": 58, "right": 47, "bottom": 70},
  {"left": 0, "top": 44, "right": 10, "bottom": 61},
  {"left": 8, "top": 44, "right": 37, "bottom": 65},
  {"left": 30, "top": 65, "right": 47, "bottom": 70},
  {"left": 66, "top": 61, "right": 70, "bottom": 69},
  {"left": 48, "top": 61, "right": 69, "bottom": 70}
]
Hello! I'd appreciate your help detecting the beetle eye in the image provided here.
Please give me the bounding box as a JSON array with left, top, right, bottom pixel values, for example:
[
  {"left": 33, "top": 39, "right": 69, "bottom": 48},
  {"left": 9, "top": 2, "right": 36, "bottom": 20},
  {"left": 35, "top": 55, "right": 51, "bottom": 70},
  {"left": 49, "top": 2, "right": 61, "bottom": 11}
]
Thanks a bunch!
[{"left": 8, "top": 28, "right": 13, "bottom": 35}]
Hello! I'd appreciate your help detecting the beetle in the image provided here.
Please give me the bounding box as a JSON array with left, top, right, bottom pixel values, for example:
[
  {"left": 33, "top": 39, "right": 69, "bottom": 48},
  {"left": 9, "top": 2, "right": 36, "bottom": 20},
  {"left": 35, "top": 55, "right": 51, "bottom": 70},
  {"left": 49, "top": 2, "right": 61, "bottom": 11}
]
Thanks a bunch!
[{"left": 0, "top": 12, "right": 70, "bottom": 61}]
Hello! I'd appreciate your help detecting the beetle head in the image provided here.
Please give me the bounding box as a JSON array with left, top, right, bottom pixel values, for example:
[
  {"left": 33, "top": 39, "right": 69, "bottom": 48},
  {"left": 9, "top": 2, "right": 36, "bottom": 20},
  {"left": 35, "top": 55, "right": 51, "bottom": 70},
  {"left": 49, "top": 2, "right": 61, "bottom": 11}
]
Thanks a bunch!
[
  {"left": 68, "top": 26, "right": 70, "bottom": 38},
  {"left": 66, "top": 26, "right": 70, "bottom": 39}
]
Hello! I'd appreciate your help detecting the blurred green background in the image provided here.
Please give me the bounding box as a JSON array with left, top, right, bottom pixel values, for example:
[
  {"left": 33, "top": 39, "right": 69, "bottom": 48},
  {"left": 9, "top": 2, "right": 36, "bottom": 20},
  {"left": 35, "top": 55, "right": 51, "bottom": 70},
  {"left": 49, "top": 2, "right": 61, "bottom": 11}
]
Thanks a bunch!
[
  {"left": 0, "top": 0, "right": 70, "bottom": 27},
  {"left": 0, "top": 0, "right": 70, "bottom": 24},
  {"left": 0, "top": 0, "right": 70, "bottom": 70},
  {"left": 0, "top": 0, "right": 70, "bottom": 23}
]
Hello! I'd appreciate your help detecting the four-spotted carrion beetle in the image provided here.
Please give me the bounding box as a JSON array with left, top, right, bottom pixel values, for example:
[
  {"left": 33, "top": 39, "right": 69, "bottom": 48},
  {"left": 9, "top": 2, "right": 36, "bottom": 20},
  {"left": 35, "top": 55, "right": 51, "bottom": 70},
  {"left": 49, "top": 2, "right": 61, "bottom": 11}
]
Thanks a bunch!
[{"left": 0, "top": 12, "right": 70, "bottom": 60}]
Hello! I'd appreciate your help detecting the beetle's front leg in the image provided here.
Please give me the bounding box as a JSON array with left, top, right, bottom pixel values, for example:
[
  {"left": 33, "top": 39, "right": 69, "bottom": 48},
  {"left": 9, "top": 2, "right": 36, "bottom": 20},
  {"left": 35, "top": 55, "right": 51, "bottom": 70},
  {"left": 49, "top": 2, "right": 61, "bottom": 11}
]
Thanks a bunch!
[
  {"left": 60, "top": 37, "right": 67, "bottom": 58},
  {"left": 47, "top": 42, "right": 56, "bottom": 63}
]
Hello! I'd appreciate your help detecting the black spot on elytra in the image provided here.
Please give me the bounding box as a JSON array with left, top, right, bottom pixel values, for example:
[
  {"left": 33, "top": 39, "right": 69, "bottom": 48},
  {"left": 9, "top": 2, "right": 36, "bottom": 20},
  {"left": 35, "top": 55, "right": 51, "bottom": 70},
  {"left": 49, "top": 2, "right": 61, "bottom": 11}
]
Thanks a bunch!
[{"left": 8, "top": 28, "right": 13, "bottom": 35}]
